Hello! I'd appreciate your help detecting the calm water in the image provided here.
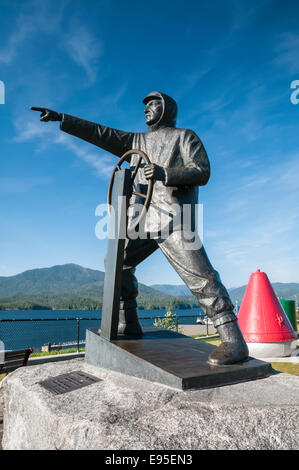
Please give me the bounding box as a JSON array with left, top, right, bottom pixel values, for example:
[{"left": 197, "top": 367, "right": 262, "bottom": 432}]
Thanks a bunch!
[{"left": 0, "top": 308, "right": 204, "bottom": 351}]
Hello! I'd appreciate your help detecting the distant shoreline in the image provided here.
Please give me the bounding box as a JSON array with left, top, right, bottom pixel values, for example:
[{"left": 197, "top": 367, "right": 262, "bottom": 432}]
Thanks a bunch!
[{"left": 0, "top": 305, "right": 198, "bottom": 312}]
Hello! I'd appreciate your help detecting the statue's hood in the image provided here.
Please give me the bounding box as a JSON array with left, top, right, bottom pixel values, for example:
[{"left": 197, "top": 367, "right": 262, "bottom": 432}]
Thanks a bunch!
[{"left": 143, "top": 91, "right": 177, "bottom": 131}]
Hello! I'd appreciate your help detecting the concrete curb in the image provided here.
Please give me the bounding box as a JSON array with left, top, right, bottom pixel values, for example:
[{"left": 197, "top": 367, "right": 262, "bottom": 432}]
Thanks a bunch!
[
  {"left": 28, "top": 352, "right": 84, "bottom": 366},
  {"left": 256, "top": 356, "right": 299, "bottom": 363}
]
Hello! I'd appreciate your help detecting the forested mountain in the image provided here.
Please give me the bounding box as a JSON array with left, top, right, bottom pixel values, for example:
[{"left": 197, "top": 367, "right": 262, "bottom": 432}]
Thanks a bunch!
[
  {"left": 0, "top": 264, "right": 197, "bottom": 310},
  {"left": 0, "top": 264, "right": 297, "bottom": 311},
  {"left": 152, "top": 282, "right": 299, "bottom": 305},
  {"left": 228, "top": 283, "right": 299, "bottom": 305},
  {"left": 0, "top": 264, "right": 105, "bottom": 297}
]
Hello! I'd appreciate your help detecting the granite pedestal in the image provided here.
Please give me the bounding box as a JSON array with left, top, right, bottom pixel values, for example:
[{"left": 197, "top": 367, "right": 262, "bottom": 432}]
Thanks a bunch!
[{"left": 2, "top": 359, "right": 299, "bottom": 450}]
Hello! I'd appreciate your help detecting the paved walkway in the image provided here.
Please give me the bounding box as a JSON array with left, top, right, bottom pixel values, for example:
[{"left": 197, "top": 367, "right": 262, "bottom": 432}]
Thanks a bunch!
[{"left": 180, "top": 324, "right": 217, "bottom": 336}]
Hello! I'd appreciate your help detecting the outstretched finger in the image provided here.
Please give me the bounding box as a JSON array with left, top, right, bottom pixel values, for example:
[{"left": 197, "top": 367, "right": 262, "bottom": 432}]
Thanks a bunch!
[{"left": 30, "top": 106, "right": 47, "bottom": 112}]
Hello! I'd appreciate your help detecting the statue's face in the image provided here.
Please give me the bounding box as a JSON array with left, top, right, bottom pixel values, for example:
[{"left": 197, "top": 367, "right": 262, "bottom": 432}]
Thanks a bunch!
[{"left": 144, "top": 99, "right": 163, "bottom": 126}]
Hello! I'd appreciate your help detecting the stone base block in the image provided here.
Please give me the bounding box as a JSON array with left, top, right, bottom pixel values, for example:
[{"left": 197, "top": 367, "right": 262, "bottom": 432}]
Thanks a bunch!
[{"left": 2, "top": 359, "right": 299, "bottom": 450}]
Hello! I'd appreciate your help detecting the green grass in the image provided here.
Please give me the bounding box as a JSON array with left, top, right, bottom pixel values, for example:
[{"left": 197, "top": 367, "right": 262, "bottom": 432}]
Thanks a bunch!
[
  {"left": 190, "top": 335, "right": 221, "bottom": 345},
  {"left": 270, "top": 362, "right": 299, "bottom": 376},
  {"left": 30, "top": 347, "right": 85, "bottom": 357},
  {"left": 190, "top": 334, "right": 219, "bottom": 339}
]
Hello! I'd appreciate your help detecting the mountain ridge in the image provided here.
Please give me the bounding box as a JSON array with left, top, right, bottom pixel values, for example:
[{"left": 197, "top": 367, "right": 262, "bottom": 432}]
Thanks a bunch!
[
  {"left": 0, "top": 264, "right": 197, "bottom": 310},
  {"left": 151, "top": 281, "right": 299, "bottom": 304},
  {"left": 0, "top": 264, "right": 297, "bottom": 310}
]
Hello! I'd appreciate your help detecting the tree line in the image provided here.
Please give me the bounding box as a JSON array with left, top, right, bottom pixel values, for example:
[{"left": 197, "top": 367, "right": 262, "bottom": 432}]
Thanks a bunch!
[{"left": 0, "top": 293, "right": 197, "bottom": 311}]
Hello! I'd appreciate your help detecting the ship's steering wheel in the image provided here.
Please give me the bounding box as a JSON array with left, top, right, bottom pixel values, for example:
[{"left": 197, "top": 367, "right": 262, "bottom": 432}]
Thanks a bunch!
[{"left": 107, "top": 149, "right": 153, "bottom": 234}]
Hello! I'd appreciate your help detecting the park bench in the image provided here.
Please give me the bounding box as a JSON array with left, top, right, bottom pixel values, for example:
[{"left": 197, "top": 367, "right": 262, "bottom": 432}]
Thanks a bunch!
[{"left": 0, "top": 348, "right": 33, "bottom": 375}]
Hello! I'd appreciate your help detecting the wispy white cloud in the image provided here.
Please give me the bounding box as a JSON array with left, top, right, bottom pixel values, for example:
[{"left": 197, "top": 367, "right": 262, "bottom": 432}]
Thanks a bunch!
[
  {"left": 54, "top": 133, "right": 114, "bottom": 178},
  {"left": 275, "top": 32, "right": 299, "bottom": 74},
  {"left": 13, "top": 118, "right": 114, "bottom": 178},
  {"left": 13, "top": 121, "right": 54, "bottom": 142},
  {"left": 0, "top": 0, "right": 102, "bottom": 84},
  {"left": 63, "top": 21, "right": 102, "bottom": 84},
  {"left": 229, "top": 153, "right": 299, "bottom": 197},
  {"left": 230, "top": 0, "right": 270, "bottom": 31},
  {"left": 175, "top": 68, "right": 211, "bottom": 101},
  {"left": 0, "top": 22, "right": 33, "bottom": 64},
  {"left": 0, "top": 0, "right": 67, "bottom": 64},
  {"left": 242, "top": 175, "right": 270, "bottom": 190},
  {"left": 99, "top": 86, "right": 128, "bottom": 108},
  {"left": 210, "top": 153, "right": 299, "bottom": 285}
]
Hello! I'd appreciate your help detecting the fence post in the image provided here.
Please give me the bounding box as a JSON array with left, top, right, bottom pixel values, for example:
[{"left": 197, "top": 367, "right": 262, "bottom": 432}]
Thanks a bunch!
[
  {"left": 176, "top": 317, "right": 179, "bottom": 332},
  {"left": 76, "top": 318, "right": 80, "bottom": 353}
]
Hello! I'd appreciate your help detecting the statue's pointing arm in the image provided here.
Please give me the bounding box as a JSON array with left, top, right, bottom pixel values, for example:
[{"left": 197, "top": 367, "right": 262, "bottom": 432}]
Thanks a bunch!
[
  {"left": 30, "top": 107, "right": 134, "bottom": 158},
  {"left": 60, "top": 114, "right": 134, "bottom": 157},
  {"left": 164, "top": 131, "right": 210, "bottom": 187}
]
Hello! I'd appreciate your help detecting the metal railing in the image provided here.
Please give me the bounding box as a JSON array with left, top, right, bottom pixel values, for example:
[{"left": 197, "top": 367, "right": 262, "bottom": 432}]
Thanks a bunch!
[{"left": 0, "top": 314, "right": 215, "bottom": 353}]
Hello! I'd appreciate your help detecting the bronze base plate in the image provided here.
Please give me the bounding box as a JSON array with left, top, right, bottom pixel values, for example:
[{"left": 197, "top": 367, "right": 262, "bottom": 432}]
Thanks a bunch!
[{"left": 85, "top": 327, "right": 272, "bottom": 390}]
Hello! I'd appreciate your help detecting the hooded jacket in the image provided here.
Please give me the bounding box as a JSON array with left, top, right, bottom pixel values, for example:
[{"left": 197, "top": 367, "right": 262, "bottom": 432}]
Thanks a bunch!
[{"left": 60, "top": 92, "right": 210, "bottom": 235}]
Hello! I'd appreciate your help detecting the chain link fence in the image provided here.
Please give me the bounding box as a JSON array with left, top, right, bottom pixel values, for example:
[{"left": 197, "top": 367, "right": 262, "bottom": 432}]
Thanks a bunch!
[{"left": 0, "top": 314, "right": 216, "bottom": 353}]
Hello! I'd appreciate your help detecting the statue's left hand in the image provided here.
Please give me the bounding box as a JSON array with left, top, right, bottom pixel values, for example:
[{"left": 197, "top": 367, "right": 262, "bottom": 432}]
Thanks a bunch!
[{"left": 144, "top": 163, "right": 166, "bottom": 181}]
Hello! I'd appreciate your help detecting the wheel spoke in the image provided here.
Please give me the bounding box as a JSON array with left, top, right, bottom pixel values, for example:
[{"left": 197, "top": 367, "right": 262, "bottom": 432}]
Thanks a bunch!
[
  {"left": 132, "top": 191, "right": 146, "bottom": 199},
  {"left": 131, "top": 156, "right": 142, "bottom": 182}
]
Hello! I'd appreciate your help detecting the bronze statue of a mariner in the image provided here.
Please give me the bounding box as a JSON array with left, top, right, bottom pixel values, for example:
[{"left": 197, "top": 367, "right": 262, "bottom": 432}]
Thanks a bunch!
[{"left": 31, "top": 92, "right": 248, "bottom": 365}]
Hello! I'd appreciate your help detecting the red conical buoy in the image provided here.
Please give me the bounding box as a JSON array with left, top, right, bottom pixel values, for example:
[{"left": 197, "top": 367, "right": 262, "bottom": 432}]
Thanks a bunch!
[{"left": 237, "top": 269, "right": 297, "bottom": 343}]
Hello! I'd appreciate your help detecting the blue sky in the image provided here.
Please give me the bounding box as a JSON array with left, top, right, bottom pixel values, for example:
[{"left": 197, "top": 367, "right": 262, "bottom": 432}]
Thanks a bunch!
[{"left": 0, "top": 0, "right": 299, "bottom": 288}]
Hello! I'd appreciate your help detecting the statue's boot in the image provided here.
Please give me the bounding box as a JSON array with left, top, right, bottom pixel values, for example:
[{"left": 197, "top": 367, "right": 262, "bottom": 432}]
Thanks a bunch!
[
  {"left": 117, "top": 301, "right": 143, "bottom": 337},
  {"left": 208, "top": 318, "right": 249, "bottom": 366}
]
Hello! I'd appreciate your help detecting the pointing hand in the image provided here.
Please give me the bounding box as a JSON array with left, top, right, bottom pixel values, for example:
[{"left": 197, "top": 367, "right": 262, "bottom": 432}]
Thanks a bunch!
[{"left": 30, "top": 107, "right": 62, "bottom": 122}]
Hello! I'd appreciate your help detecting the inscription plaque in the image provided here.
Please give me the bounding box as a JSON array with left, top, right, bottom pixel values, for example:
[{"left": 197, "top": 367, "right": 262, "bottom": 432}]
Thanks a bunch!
[{"left": 39, "top": 371, "right": 101, "bottom": 395}]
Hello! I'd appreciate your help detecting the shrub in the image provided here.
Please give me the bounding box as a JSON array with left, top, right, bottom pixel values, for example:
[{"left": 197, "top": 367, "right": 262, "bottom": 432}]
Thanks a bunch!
[{"left": 153, "top": 310, "right": 182, "bottom": 332}]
